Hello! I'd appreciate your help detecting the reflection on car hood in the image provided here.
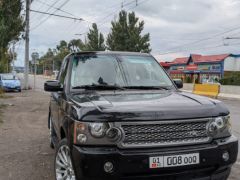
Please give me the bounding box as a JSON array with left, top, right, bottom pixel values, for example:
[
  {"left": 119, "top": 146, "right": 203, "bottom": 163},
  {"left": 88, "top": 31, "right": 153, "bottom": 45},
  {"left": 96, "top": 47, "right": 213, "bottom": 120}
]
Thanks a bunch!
[{"left": 70, "top": 90, "right": 229, "bottom": 121}]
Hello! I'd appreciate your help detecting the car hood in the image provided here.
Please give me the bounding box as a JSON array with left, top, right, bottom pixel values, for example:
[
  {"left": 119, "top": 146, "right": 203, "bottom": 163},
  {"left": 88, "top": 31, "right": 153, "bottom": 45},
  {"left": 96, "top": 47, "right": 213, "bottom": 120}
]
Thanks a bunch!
[
  {"left": 1, "top": 79, "right": 20, "bottom": 86},
  {"left": 70, "top": 90, "right": 229, "bottom": 121}
]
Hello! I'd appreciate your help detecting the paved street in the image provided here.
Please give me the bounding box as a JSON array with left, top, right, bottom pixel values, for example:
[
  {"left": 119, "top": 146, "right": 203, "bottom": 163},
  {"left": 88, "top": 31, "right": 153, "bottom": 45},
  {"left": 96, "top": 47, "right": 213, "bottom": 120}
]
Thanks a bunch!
[{"left": 0, "top": 74, "right": 239, "bottom": 180}]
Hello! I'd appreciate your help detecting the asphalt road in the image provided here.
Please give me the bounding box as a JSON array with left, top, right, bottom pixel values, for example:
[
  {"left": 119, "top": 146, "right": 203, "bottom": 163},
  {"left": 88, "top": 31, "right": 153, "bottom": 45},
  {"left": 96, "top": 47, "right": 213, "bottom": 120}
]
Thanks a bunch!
[{"left": 2, "top": 74, "right": 238, "bottom": 179}]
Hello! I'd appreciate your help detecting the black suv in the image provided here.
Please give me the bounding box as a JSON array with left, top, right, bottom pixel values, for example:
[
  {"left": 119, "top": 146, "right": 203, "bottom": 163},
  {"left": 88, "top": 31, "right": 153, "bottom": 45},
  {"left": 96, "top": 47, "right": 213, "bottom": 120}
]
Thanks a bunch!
[{"left": 44, "top": 52, "right": 238, "bottom": 180}]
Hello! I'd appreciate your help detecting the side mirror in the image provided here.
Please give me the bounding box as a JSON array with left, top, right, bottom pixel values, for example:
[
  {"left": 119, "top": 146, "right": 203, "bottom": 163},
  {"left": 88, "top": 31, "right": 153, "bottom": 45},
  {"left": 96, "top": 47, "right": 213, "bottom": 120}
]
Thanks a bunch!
[
  {"left": 44, "top": 80, "right": 63, "bottom": 92},
  {"left": 173, "top": 79, "right": 183, "bottom": 89}
]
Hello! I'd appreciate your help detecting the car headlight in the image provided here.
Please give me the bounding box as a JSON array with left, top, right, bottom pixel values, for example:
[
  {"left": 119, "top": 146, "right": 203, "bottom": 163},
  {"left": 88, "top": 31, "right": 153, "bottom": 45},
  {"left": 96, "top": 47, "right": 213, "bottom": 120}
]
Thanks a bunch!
[
  {"left": 73, "top": 121, "right": 122, "bottom": 145},
  {"left": 89, "top": 123, "right": 108, "bottom": 138},
  {"left": 207, "top": 116, "right": 231, "bottom": 139}
]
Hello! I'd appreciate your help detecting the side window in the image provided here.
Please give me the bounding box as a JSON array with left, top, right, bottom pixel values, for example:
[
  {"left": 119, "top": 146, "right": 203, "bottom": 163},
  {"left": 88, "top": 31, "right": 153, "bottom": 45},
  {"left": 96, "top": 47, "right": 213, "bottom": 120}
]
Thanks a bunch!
[{"left": 58, "top": 58, "right": 69, "bottom": 85}]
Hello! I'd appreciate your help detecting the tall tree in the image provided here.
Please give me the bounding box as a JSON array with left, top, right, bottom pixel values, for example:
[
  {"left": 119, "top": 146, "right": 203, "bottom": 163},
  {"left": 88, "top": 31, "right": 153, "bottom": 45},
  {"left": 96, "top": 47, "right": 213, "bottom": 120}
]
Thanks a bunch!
[
  {"left": 56, "top": 40, "right": 68, "bottom": 52},
  {"left": 68, "top": 39, "right": 85, "bottom": 52},
  {"left": 55, "top": 41, "right": 70, "bottom": 69},
  {"left": 85, "top": 23, "right": 105, "bottom": 51},
  {"left": 107, "top": 10, "right": 151, "bottom": 53},
  {"left": 0, "top": 0, "right": 24, "bottom": 72}
]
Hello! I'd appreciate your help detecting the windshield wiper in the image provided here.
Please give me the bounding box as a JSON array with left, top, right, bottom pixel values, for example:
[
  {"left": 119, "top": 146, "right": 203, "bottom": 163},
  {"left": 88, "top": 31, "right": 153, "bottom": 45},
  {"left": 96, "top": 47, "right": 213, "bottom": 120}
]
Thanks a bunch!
[
  {"left": 72, "top": 83, "right": 125, "bottom": 90},
  {"left": 123, "top": 86, "right": 172, "bottom": 90}
]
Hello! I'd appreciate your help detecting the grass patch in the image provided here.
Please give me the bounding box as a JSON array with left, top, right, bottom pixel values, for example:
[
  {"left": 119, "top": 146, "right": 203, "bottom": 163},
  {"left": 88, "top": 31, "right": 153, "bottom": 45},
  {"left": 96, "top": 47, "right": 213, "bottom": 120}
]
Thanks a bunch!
[
  {"left": 0, "top": 104, "right": 7, "bottom": 124},
  {"left": 0, "top": 89, "right": 13, "bottom": 99}
]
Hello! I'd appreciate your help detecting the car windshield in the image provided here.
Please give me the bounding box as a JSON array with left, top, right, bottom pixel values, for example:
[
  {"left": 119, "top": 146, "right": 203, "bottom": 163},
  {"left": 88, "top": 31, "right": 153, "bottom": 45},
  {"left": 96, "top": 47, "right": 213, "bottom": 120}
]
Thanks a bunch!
[
  {"left": 2, "top": 74, "right": 16, "bottom": 80},
  {"left": 71, "top": 54, "right": 173, "bottom": 89}
]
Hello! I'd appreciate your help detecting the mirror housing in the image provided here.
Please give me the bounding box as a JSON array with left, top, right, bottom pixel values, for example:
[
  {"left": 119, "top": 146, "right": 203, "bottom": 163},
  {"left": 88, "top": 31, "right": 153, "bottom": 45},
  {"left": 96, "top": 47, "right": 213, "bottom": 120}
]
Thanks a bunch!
[
  {"left": 173, "top": 79, "right": 183, "bottom": 89},
  {"left": 44, "top": 80, "right": 63, "bottom": 92}
]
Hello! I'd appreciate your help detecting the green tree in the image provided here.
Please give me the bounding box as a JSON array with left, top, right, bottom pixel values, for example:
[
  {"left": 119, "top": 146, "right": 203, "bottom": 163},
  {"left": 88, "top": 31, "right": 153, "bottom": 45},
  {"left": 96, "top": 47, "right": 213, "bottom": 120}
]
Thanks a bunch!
[
  {"left": 0, "top": 0, "right": 24, "bottom": 72},
  {"left": 107, "top": 10, "right": 151, "bottom": 53},
  {"left": 56, "top": 40, "right": 68, "bottom": 52},
  {"left": 54, "top": 41, "right": 70, "bottom": 70},
  {"left": 68, "top": 39, "right": 85, "bottom": 52},
  {"left": 85, "top": 23, "right": 105, "bottom": 51}
]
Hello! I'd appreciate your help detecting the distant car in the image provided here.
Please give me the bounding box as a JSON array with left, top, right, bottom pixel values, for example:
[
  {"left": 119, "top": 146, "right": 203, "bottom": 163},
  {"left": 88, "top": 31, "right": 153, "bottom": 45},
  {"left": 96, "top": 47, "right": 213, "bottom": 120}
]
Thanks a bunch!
[{"left": 0, "top": 74, "right": 21, "bottom": 92}]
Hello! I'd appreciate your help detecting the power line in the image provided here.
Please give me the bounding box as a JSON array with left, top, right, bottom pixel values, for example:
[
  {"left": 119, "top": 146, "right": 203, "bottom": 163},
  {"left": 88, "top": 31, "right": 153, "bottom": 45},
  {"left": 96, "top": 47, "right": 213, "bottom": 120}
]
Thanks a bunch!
[
  {"left": 158, "top": 42, "right": 240, "bottom": 55},
  {"left": 97, "top": 0, "right": 150, "bottom": 28},
  {"left": 159, "top": 24, "right": 240, "bottom": 55},
  {"left": 29, "top": 0, "right": 46, "bottom": 20},
  {"left": 95, "top": 0, "right": 136, "bottom": 27},
  {"left": 125, "top": 0, "right": 151, "bottom": 12},
  {"left": 30, "top": 0, "right": 60, "bottom": 28},
  {"left": 73, "top": 0, "right": 136, "bottom": 36},
  {"left": 31, "top": 0, "right": 70, "bottom": 31},
  {"left": 30, "top": 9, "right": 84, "bottom": 21},
  {"left": 76, "top": 0, "right": 149, "bottom": 36},
  {"left": 34, "top": 0, "right": 77, "bottom": 19}
]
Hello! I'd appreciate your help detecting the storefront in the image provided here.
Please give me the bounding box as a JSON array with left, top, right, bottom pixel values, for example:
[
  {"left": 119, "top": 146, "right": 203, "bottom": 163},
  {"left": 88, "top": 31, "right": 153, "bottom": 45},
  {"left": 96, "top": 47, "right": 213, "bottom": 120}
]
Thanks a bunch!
[{"left": 166, "top": 54, "right": 229, "bottom": 83}]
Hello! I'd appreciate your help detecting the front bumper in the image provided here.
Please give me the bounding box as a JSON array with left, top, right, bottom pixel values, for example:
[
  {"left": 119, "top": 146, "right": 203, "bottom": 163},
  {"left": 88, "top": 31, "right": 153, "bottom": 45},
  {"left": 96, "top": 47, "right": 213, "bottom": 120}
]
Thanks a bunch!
[
  {"left": 1, "top": 86, "right": 21, "bottom": 91},
  {"left": 72, "top": 135, "right": 238, "bottom": 180}
]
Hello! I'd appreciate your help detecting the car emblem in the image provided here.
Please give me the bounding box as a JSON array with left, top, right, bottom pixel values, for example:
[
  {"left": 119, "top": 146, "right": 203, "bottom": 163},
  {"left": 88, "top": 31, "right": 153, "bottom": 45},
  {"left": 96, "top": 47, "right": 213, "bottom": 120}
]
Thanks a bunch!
[{"left": 189, "top": 130, "right": 198, "bottom": 137}]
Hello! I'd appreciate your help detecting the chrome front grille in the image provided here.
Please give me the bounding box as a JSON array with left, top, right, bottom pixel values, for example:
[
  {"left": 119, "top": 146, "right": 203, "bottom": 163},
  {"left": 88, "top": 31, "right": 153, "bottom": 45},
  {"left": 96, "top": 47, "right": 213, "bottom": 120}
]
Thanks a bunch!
[{"left": 119, "top": 119, "right": 211, "bottom": 148}]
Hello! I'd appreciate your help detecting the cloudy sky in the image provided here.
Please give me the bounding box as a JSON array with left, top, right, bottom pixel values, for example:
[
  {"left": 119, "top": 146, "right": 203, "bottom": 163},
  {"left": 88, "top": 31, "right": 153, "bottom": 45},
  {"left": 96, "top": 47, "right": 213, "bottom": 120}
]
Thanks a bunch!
[{"left": 15, "top": 0, "right": 240, "bottom": 66}]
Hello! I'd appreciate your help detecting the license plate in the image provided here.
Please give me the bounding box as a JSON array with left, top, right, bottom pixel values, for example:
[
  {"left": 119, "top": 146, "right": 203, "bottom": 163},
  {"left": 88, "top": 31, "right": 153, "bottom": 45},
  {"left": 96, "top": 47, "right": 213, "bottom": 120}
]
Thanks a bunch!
[{"left": 149, "top": 153, "right": 199, "bottom": 168}]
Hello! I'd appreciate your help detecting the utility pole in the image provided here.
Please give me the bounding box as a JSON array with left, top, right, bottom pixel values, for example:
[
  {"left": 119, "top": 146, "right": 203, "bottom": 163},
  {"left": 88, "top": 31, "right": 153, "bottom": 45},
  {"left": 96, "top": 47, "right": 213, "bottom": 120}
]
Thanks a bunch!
[
  {"left": 13, "top": 44, "right": 15, "bottom": 72},
  {"left": 12, "top": 42, "right": 15, "bottom": 72},
  {"left": 24, "top": 0, "right": 30, "bottom": 90}
]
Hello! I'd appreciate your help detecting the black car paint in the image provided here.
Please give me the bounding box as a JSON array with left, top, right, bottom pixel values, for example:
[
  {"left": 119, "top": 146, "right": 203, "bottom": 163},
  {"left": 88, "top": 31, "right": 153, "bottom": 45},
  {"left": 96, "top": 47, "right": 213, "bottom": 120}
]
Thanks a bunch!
[
  {"left": 69, "top": 90, "right": 229, "bottom": 122},
  {"left": 72, "top": 136, "right": 238, "bottom": 179},
  {"left": 47, "top": 52, "right": 238, "bottom": 180}
]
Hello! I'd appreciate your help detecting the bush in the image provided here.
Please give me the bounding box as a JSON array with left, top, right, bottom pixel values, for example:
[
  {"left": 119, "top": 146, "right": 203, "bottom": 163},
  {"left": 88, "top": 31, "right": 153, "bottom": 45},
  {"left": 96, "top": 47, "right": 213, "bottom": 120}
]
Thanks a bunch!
[
  {"left": 186, "top": 76, "right": 192, "bottom": 83},
  {"left": 220, "top": 73, "right": 240, "bottom": 85}
]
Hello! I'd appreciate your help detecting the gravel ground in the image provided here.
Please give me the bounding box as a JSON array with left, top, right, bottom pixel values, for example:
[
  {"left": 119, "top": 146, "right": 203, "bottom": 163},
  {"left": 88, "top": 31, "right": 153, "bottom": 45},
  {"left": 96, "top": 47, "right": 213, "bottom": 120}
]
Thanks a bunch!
[
  {"left": 0, "top": 90, "right": 239, "bottom": 180},
  {"left": 0, "top": 91, "right": 54, "bottom": 180}
]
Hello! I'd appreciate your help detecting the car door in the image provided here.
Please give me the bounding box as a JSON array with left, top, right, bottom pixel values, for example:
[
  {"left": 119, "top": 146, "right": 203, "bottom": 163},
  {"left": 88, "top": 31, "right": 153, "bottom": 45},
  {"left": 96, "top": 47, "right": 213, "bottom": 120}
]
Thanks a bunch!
[{"left": 50, "top": 58, "right": 69, "bottom": 139}]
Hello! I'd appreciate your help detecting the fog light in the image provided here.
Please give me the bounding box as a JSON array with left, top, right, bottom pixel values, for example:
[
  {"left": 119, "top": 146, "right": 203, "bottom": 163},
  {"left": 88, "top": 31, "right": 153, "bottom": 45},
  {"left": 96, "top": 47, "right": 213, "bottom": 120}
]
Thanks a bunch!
[
  {"left": 104, "top": 162, "right": 114, "bottom": 173},
  {"left": 106, "top": 127, "right": 121, "bottom": 142},
  {"left": 222, "top": 152, "right": 229, "bottom": 162},
  {"left": 77, "top": 134, "right": 87, "bottom": 143}
]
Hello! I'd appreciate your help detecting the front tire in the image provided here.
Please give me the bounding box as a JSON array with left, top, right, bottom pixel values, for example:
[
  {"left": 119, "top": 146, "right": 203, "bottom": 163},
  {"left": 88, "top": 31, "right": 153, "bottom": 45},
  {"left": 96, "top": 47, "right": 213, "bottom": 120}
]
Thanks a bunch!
[{"left": 55, "top": 138, "right": 76, "bottom": 180}]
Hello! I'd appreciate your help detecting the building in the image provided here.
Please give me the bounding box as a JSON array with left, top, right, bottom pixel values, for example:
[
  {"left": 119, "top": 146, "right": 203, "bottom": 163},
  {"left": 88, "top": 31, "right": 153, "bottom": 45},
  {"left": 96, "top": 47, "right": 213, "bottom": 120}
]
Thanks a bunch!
[
  {"left": 160, "top": 62, "right": 170, "bottom": 72},
  {"left": 165, "top": 54, "right": 240, "bottom": 83}
]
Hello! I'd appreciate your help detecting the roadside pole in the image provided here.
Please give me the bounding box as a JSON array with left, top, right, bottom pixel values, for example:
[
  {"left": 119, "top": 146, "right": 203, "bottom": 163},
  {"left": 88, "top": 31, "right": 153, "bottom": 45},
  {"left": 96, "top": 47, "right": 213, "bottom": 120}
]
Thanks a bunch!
[
  {"left": 34, "top": 61, "right": 36, "bottom": 89},
  {"left": 24, "top": 0, "right": 30, "bottom": 90},
  {"left": 12, "top": 42, "right": 15, "bottom": 72},
  {"left": 31, "top": 52, "right": 39, "bottom": 90}
]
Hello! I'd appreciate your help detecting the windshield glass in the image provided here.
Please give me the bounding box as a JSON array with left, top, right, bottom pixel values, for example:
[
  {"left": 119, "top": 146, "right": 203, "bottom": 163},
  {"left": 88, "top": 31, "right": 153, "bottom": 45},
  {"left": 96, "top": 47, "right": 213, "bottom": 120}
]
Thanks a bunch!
[
  {"left": 71, "top": 54, "right": 173, "bottom": 88},
  {"left": 119, "top": 55, "right": 173, "bottom": 87},
  {"left": 2, "top": 74, "right": 16, "bottom": 80}
]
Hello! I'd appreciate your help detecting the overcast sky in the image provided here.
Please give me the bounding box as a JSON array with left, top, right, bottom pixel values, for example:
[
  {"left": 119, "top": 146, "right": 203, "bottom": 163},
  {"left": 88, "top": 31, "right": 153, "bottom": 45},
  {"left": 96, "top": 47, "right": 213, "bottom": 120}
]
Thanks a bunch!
[{"left": 15, "top": 0, "right": 240, "bottom": 66}]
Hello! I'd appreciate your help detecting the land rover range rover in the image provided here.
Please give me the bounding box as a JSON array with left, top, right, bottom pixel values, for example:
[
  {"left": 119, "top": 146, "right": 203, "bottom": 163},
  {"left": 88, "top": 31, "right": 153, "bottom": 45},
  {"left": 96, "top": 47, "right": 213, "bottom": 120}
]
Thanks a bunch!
[{"left": 44, "top": 51, "right": 238, "bottom": 180}]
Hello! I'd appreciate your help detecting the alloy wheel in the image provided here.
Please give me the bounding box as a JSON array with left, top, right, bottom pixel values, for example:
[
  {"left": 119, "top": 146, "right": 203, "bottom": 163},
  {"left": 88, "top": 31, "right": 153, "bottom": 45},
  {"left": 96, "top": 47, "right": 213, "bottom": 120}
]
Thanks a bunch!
[{"left": 55, "top": 145, "right": 76, "bottom": 180}]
